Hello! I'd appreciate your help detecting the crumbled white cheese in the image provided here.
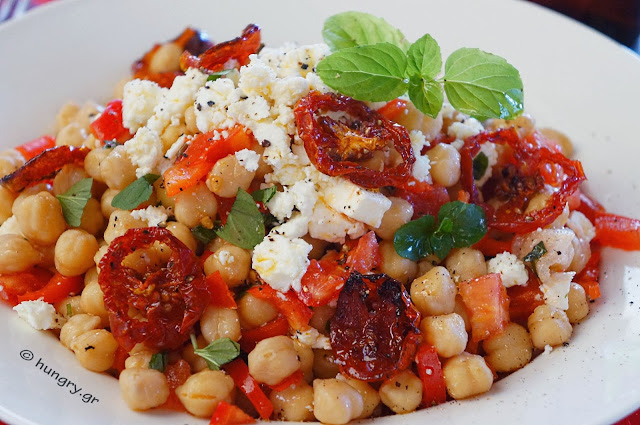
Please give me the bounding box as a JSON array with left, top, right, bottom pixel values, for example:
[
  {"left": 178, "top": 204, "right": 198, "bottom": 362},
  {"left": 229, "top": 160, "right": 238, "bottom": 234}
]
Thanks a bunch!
[
  {"left": 447, "top": 117, "right": 485, "bottom": 140},
  {"left": 475, "top": 142, "right": 499, "bottom": 187},
  {"left": 252, "top": 235, "right": 312, "bottom": 292},
  {"left": 238, "top": 58, "right": 277, "bottom": 97},
  {"left": 409, "top": 130, "right": 432, "bottom": 183},
  {"left": 130, "top": 206, "right": 169, "bottom": 227},
  {"left": 270, "top": 76, "right": 310, "bottom": 106},
  {"left": 122, "top": 79, "right": 168, "bottom": 133},
  {"left": 194, "top": 77, "right": 241, "bottom": 132},
  {"left": 124, "top": 126, "right": 164, "bottom": 178},
  {"left": 322, "top": 178, "right": 392, "bottom": 228},
  {"left": 266, "top": 180, "right": 318, "bottom": 221},
  {"left": 540, "top": 271, "right": 574, "bottom": 310},
  {"left": 227, "top": 95, "right": 271, "bottom": 124},
  {"left": 235, "top": 148, "right": 260, "bottom": 172},
  {"left": 542, "top": 344, "right": 554, "bottom": 355},
  {"left": 487, "top": 252, "right": 529, "bottom": 288},
  {"left": 217, "top": 250, "right": 235, "bottom": 266},
  {"left": 13, "top": 300, "right": 65, "bottom": 330},
  {"left": 270, "top": 213, "right": 310, "bottom": 239},
  {"left": 308, "top": 201, "right": 366, "bottom": 244},
  {"left": 293, "top": 327, "right": 331, "bottom": 350}
]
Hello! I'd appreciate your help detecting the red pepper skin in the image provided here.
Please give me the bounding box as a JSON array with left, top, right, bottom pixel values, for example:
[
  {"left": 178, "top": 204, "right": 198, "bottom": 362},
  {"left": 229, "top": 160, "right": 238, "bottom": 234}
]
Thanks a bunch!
[
  {"left": 89, "top": 99, "right": 131, "bottom": 144},
  {"left": 507, "top": 270, "right": 545, "bottom": 324},
  {"left": 239, "top": 315, "right": 289, "bottom": 353},
  {"left": 595, "top": 213, "right": 640, "bottom": 251},
  {"left": 17, "top": 273, "right": 84, "bottom": 304},
  {"left": 0, "top": 267, "right": 53, "bottom": 306},
  {"left": 207, "top": 271, "right": 237, "bottom": 309},
  {"left": 574, "top": 242, "right": 601, "bottom": 301},
  {"left": 415, "top": 344, "right": 447, "bottom": 407},
  {"left": 15, "top": 136, "right": 56, "bottom": 161},
  {"left": 210, "top": 401, "right": 255, "bottom": 425},
  {"left": 377, "top": 99, "right": 408, "bottom": 121},
  {"left": 224, "top": 359, "right": 273, "bottom": 420},
  {"left": 246, "top": 285, "right": 312, "bottom": 330},
  {"left": 267, "top": 370, "right": 304, "bottom": 392}
]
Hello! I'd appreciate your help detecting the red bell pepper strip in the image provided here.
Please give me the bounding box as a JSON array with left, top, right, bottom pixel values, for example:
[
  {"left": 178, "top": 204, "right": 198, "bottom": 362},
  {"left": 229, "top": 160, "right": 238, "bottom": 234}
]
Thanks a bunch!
[
  {"left": 207, "top": 271, "right": 237, "bottom": 309},
  {"left": 210, "top": 401, "right": 255, "bottom": 425},
  {"left": 15, "top": 136, "right": 56, "bottom": 161},
  {"left": 17, "top": 272, "right": 84, "bottom": 304},
  {"left": 163, "top": 126, "right": 253, "bottom": 197},
  {"left": 89, "top": 99, "right": 131, "bottom": 144},
  {"left": 415, "top": 344, "right": 447, "bottom": 407},
  {"left": 576, "top": 191, "right": 605, "bottom": 223},
  {"left": 267, "top": 369, "right": 304, "bottom": 392},
  {"left": 224, "top": 359, "right": 273, "bottom": 420},
  {"left": 239, "top": 315, "right": 289, "bottom": 353},
  {"left": 595, "top": 213, "right": 640, "bottom": 251},
  {"left": 246, "top": 285, "right": 312, "bottom": 330},
  {"left": 459, "top": 273, "right": 510, "bottom": 342},
  {"left": 0, "top": 267, "right": 53, "bottom": 306},
  {"left": 574, "top": 243, "right": 602, "bottom": 301}
]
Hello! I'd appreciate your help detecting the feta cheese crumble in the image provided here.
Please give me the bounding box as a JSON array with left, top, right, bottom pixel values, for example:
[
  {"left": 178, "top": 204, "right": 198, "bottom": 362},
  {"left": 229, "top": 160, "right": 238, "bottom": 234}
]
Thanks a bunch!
[
  {"left": 252, "top": 234, "right": 312, "bottom": 292},
  {"left": 487, "top": 252, "right": 529, "bottom": 288},
  {"left": 130, "top": 206, "right": 169, "bottom": 227},
  {"left": 235, "top": 149, "right": 261, "bottom": 172},
  {"left": 13, "top": 301, "right": 64, "bottom": 330}
]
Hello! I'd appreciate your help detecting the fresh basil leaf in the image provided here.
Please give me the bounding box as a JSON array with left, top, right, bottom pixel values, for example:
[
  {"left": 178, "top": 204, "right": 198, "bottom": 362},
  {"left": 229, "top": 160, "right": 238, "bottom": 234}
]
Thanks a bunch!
[
  {"left": 443, "top": 47, "right": 524, "bottom": 121},
  {"left": 322, "top": 11, "right": 409, "bottom": 52},
  {"left": 393, "top": 215, "right": 437, "bottom": 261},
  {"left": 251, "top": 186, "right": 277, "bottom": 204},
  {"left": 193, "top": 338, "right": 240, "bottom": 371},
  {"left": 207, "top": 70, "right": 232, "bottom": 82},
  {"left": 523, "top": 241, "right": 547, "bottom": 266},
  {"left": 216, "top": 188, "right": 265, "bottom": 249},
  {"left": 316, "top": 43, "right": 409, "bottom": 102},
  {"left": 111, "top": 174, "right": 160, "bottom": 210},
  {"left": 148, "top": 352, "right": 168, "bottom": 372},
  {"left": 407, "top": 34, "right": 442, "bottom": 79},
  {"left": 437, "top": 201, "right": 488, "bottom": 249},
  {"left": 191, "top": 225, "right": 217, "bottom": 245},
  {"left": 408, "top": 76, "right": 444, "bottom": 119},
  {"left": 473, "top": 152, "right": 489, "bottom": 180},
  {"left": 56, "top": 178, "right": 93, "bottom": 227}
]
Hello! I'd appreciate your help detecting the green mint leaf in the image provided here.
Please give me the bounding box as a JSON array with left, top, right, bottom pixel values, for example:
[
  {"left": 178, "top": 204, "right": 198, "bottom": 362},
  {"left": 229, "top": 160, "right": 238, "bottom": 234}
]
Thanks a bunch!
[
  {"left": 408, "top": 76, "right": 444, "bottom": 119},
  {"left": 216, "top": 188, "right": 265, "bottom": 249},
  {"left": 191, "top": 225, "right": 217, "bottom": 245},
  {"left": 56, "top": 178, "right": 93, "bottom": 227},
  {"left": 443, "top": 47, "right": 524, "bottom": 121},
  {"left": 316, "top": 43, "right": 409, "bottom": 102},
  {"left": 393, "top": 215, "right": 437, "bottom": 261},
  {"left": 437, "top": 201, "right": 488, "bottom": 250},
  {"left": 194, "top": 338, "right": 240, "bottom": 371},
  {"left": 407, "top": 34, "right": 442, "bottom": 79},
  {"left": 66, "top": 303, "right": 73, "bottom": 318},
  {"left": 207, "top": 70, "right": 233, "bottom": 82},
  {"left": 473, "top": 152, "right": 489, "bottom": 180},
  {"left": 251, "top": 186, "right": 277, "bottom": 204},
  {"left": 148, "top": 352, "right": 168, "bottom": 372},
  {"left": 523, "top": 241, "right": 547, "bottom": 267},
  {"left": 429, "top": 232, "right": 455, "bottom": 261},
  {"left": 111, "top": 174, "right": 160, "bottom": 210},
  {"left": 322, "top": 11, "right": 409, "bottom": 52}
]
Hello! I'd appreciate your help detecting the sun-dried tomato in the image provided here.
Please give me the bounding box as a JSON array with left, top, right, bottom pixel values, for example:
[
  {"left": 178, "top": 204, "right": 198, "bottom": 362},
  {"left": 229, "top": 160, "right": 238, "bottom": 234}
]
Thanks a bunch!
[
  {"left": 295, "top": 91, "right": 415, "bottom": 189},
  {"left": 133, "top": 28, "right": 213, "bottom": 88},
  {"left": 330, "top": 272, "right": 420, "bottom": 381},
  {"left": 0, "top": 145, "right": 89, "bottom": 192},
  {"left": 98, "top": 227, "right": 209, "bottom": 351},
  {"left": 460, "top": 128, "right": 585, "bottom": 234},
  {"left": 180, "top": 24, "right": 261, "bottom": 73}
]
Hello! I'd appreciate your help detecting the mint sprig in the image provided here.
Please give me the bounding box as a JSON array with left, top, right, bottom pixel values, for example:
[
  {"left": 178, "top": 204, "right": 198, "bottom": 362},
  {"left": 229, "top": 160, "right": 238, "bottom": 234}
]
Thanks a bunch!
[
  {"left": 190, "top": 334, "right": 240, "bottom": 371},
  {"left": 56, "top": 178, "right": 93, "bottom": 227},
  {"left": 318, "top": 11, "right": 524, "bottom": 120}
]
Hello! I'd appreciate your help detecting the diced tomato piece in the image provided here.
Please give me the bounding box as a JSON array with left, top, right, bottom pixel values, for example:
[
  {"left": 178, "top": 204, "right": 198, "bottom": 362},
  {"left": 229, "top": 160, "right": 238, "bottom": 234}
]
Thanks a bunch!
[
  {"left": 377, "top": 99, "right": 408, "bottom": 122},
  {"left": 163, "top": 126, "right": 253, "bottom": 197},
  {"left": 239, "top": 315, "right": 289, "bottom": 352},
  {"left": 415, "top": 344, "right": 447, "bottom": 407},
  {"left": 473, "top": 233, "right": 513, "bottom": 257},
  {"left": 506, "top": 271, "right": 545, "bottom": 324},
  {"left": 595, "top": 213, "right": 640, "bottom": 251},
  {"left": 267, "top": 370, "right": 304, "bottom": 392},
  {"left": 216, "top": 195, "right": 236, "bottom": 225},
  {"left": 15, "top": 136, "right": 56, "bottom": 161},
  {"left": 395, "top": 185, "right": 450, "bottom": 219},
  {"left": 162, "top": 359, "right": 191, "bottom": 412},
  {"left": 17, "top": 272, "right": 84, "bottom": 304},
  {"left": 298, "top": 257, "right": 347, "bottom": 307},
  {"left": 459, "top": 273, "right": 510, "bottom": 342},
  {"left": 207, "top": 271, "right": 237, "bottom": 309},
  {"left": 210, "top": 401, "right": 255, "bottom": 425},
  {"left": 89, "top": 99, "right": 131, "bottom": 144},
  {"left": 224, "top": 359, "right": 273, "bottom": 420},
  {"left": 0, "top": 267, "right": 53, "bottom": 306},
  {"left": 345, "top": 231, "right": 380, "bottom": 274},
  {"left": 247, "top": 285, "right": 312, "bottom": 330},
  {"left": 112, "top": 345, "right": 129, "bottom": 374}
]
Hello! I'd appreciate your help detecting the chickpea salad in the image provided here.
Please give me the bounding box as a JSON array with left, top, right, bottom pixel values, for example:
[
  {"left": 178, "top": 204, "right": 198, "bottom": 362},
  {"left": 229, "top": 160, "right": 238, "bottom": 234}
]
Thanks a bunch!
[{"left": 1, "top": 11, "right": 639, "bottom": 425}]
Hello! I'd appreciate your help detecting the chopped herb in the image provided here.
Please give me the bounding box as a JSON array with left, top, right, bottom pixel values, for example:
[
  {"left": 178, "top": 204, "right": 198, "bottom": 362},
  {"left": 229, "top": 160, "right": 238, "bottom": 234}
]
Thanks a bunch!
[
  {"left": 473, "top": 152, "right": 489, "bottom": 180},
  {"left": 251, "top": 186, "right": 277, "bottom": 204},
  {"left": 190, "top": 334, "right": 240, "bottom": 371},
  {"left": 216, "top": 188, "right": 266, "bottom": 249},
  {"left": 111, "top": 174, "right": 160, "bottom": 210},
  {"left": 56, "top": 178, "right": 93, "bottom": 227},
  {"left": 148, "top": 352, "right": 168, "bottom": 372},
  {"left": 191, "top": 225, "right": 218, "bottom": 245},
  {"left": 523, "top": 241, "right": 547, "bottom": 268},
  {"left": 207, "top": 69, "right": 233, "bottom": 82},
  {"left": 66, "top": 303, "right": 73, "bottom": 318}
]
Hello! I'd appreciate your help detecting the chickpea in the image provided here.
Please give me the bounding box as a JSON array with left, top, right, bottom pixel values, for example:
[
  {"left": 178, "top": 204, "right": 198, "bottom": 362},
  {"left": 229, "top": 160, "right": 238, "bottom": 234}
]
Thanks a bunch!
[
  {"left": 54, "top": 229, "right": 98, "bottom": 276},
  {"left": 79, "top": 198, "right": 105, "bottom": 235},
  {"left": 445, "top": 248, "right": 487, "bottom": 282},
  {"left": 0, "top": 186, "right": 17, "bottom": 224},
  {"left": 394, "top": 101, "right": 444, "bottom": 140},
  {"left": 124, "top": 350, "right": 153, "bottom": 369},
  {"left": 238, "top": 293, "right": 278, "bottom": 329},
  {"left": 100, "top": 188, "right": 120, "bottom": 218},
  {"left": 56, "top": 122, "right": 86, "bottom": 147},
  {"left": 453, "top": 294, "right": 471, "bottom": 332},
  {"left": 566, "top": 282, "right": 589, "bottom": 323},
  {"left": 54, "top": 295, "right": 84, "bottom": 319},
  {"left": 443, "top": 353, "right": 493, "bottom": 400},
  {"left": 0, "top": 234, "right": 41, "bottom": 273},
  {"left": 94, "top": 243, "right": 109, "bottom": 266},
  {"left": 427, "top": 144, "right": 461, "bottom": 187},
  {"left": 53, "top": 164, "right": 90, "bottom": 196},
  {"left": 182, "top": 335, "right": 209, "bottom": 373},
  {"left": 303, "top": 234, "right": 329, "bottom": 260},
  {"left": 55, "top": 101, "right": 80, "bottom": 132},
  {"left": 271, "top": 381, "right": 315, "bottom": 421},
  {"left": 80, "top": 280, "right": 109, "bottom": 326},
  {"left": 119, "top": 368, "right": 170, "bottom": 410},
  {"left": 379, "top": 240, "right": 418, "bottom": 283},
  {"left": 103, "top": 210, "right": 146, "bottom": 244},
  {"left": 206, "top": 154, "right": 256, "bottom": 198},
  {"left": 249, "top": 336, "right": 301, "bottom": 386},
  {"left": 313, "top": 379, "right": 364, "bottom": 425},
  {"left": 417, "top": 254, "right": 440, "bottom": 276},
  {"left": 13, "top": 192, "right": 67, "bottom": 246},
  {"left": 174, "top": 183, "right": 218, "bottom": 228},
  {"left": 176, "top": 370, "right": 235, "bottom": 418},
  {"left": 184, "top": 106, "right": 198, "bottom": 134},
  {"left": 527, "top": 304, "right": 572, "bottom": 349},
  {"left": 74, "top": 102, "right": 100, "bottom": 131},
  {"left": 154, "top": 178, "right": 175, "bottom": 209},
  {"left": 379, "top": 370, "right": 423, "bottom": 414},
  {"left": 484, "top": 323, "right": 533, "bottom": 373},
  {"left": 374, "top": 197, "right": 413, "bottom": 240},
  {"left": 60, "top": 313, "right": 102, "bottom": 349},
  {"left": 165, "top": 221, "right": 197, "bottom": 252},
  {"left": 313, "top": 349, "right": 340, "bottom": 379},
  {"left": 200, "top": 305, "right": 241, "bottom": 343},
  {"left": 12, "top": 182, "right": 51, "bottom": 211},
  {"left": 421, "top": 313, "right": 468, "bottom": 358},
  {"left": 100, "top": 145, "right": 137, "bottom": 190},
  {"left": 84, "top": 147, "right": 109, "bottom": 182},
  {"left": 149, "top": 42, "right": 183, "bottom": 73},
  {"left": 540, "top": 127, "right": 573, "bottom": 157},
  {"left": 161, "top": 123, "right": 187, "bottom": 151},
  {"left": 410, "top": 266, "right": 456, "bottom": 316},
  {"left": 339, "top": 376, "right": 380, "bottom": 419},
  {"left": 293, "top": 340, "right": 314, "bottom": 383},
  {"left": 70, "top": 329, "right": 118, "bottom": 372},
  {"left": 203, "top": 245, "right": 251, "bottom": 287}
]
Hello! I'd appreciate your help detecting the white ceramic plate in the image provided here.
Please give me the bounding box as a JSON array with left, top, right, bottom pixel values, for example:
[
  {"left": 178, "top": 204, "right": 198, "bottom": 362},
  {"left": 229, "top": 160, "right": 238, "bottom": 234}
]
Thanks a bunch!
[{"left": 1, "top": 0, "right": 639, "bottom": 424}]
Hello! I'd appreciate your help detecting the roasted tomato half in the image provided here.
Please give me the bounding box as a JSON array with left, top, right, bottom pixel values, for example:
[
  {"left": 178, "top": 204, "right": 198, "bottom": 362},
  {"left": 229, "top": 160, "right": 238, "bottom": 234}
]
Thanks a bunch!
[
  {"left": 330, "top": 272, "right": 420, "bottom": 381},
  {"left": 98, "top": 227, "right": 210, "bottom": 351}
]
